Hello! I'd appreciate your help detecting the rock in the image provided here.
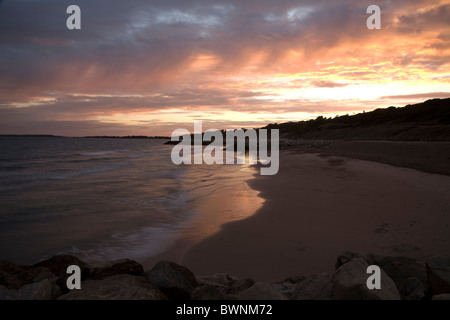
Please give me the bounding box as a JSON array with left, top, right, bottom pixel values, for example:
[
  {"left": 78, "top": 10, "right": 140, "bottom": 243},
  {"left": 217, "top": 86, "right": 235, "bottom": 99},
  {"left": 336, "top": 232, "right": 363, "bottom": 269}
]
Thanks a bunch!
[
  {"left": 0, "top": 285, "right": 22, "bottom": 300},
  {"left": 379, "top": 256, "right": 427, "bottom": 281},
  {"left": 237, "top": 283, "right": 287, "bottom": 300},
  {"left": 30, "top": 271, "right": 62, "bottom": 299},
  {"left": 426, "top": 255, "right": 450, "bottom": 295},
  {"left": 272, "top": 277, "right": 305, "bottom": 297},
  {"left": 291, "top": 273, "right": 333, "bottom": 300},
  {"left": 0, "top": 260, "right": 25, "bottom": 275},
  {"left": 332, "top": 258, "right": 401, "bottom": 300},
  {"left": 51, "top": 283, "right": 63, "bottom": 300},
  {"left": 197, "top": 273, "right": 237, "bottom": 287},
  {"left": 196, "top": 274, "right": 253, "bottom": 295},
  {"left": 336, "top": 252, "right": 429, "bottom": 299},
  {"left": 87, "top": 259, "right": 144, "bottom": 280},
  {"left": 368, "top": 255, "right": 429, "bottom": 300},
  {"left": 375, "top": 256, "right": 428, "bottom": 291},
  {"left": 0, "top": 271, "right": 22, "bottom": 290},
  {"left": 229, "top": 278, "right": 255, "bottom": 295},
  {"left": 192, "top": 286, "right": 227, "bottom": 300},
  {"left": 0, "top": 267, "right": 51, "bottom": 290},
  {"left": 32, "top": 255, "right": 89, "bottom": 295},
  {"left": 18, "top": 279, "right": 53, "bottom": 300},
  {"left": 33, "top": 271, "right": 57, "bottom": 283},
  {"left": 146, "top": 261, "right": 197, "bottom": 300},
  {"left": 0, "top": 259, "right": 44, "bottom": 290},
  {"left": 58, "top": 275, "right": 167, "bottom": 300},
  {"left": 335, "top": 252, "right": 361, "bottom": 269},
  {"left": 33, "top": 255, "right": 87, "bottom": 276},
  {"left": 399, "top": 277, "right": 428, "bottom": 300},
  {"left": 432, "top": 294, "right": 450, "bottom": 300}
]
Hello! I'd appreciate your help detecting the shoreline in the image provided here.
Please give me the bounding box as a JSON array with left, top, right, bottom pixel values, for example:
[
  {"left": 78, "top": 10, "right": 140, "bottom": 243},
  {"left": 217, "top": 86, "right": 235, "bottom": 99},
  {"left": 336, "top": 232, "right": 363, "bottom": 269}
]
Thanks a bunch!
[
  {"left": 179, "top": 146, "right": 450, "bottom": 282},
  {"left": 140, "top": 166, "right": 264, "bottom": 271}
]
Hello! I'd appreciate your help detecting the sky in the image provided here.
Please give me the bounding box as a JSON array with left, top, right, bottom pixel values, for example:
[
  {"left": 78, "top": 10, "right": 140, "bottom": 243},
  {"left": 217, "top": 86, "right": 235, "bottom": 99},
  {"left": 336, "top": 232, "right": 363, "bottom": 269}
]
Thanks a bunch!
[{"left": 0, "top": 0, "right": 450, "bottom": 136}]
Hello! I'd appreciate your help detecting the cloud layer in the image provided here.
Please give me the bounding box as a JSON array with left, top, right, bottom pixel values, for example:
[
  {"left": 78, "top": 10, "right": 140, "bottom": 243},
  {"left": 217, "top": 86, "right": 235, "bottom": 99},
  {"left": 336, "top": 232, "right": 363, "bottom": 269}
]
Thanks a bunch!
[{"left": 0, "top": 0, "right": 449, "bottom": 135}]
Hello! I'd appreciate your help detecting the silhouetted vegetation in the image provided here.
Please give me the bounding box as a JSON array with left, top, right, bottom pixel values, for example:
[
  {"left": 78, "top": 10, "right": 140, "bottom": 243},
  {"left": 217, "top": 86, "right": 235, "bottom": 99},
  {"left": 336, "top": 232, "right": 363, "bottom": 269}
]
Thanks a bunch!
[{"left": 263, "top": 98, "right": 450, "bottom": 141}]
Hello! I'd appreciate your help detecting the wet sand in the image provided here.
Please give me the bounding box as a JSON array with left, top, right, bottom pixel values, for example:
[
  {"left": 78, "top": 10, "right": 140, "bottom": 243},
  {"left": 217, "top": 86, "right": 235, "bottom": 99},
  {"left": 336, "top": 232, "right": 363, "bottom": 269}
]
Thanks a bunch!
[
  {"left": 141, "top": 168, "right": 264, "bottom": 270},
  {"left": 180, "top": 149, "right": 450, "bottom": 282}
]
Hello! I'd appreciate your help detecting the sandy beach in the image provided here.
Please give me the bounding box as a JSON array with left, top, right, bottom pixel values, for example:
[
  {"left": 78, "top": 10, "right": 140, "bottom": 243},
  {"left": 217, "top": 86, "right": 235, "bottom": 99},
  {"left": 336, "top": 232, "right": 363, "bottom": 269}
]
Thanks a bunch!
[{"left": 179, "top": 143, "right": 450, "bottom": 282}]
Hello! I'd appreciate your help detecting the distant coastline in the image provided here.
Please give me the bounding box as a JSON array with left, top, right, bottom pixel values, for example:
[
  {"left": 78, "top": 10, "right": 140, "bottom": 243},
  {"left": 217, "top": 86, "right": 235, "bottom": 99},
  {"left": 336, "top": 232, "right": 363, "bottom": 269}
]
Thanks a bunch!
[{"left": 0, "top": 134, "right": 63, "bottom": 138}]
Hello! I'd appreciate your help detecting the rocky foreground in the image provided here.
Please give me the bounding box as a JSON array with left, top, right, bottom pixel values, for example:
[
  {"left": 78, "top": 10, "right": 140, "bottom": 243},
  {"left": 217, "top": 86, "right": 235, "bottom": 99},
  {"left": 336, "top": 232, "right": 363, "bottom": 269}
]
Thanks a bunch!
[{"left": 1, "top": 252, "right": 449, "bottom": 300}]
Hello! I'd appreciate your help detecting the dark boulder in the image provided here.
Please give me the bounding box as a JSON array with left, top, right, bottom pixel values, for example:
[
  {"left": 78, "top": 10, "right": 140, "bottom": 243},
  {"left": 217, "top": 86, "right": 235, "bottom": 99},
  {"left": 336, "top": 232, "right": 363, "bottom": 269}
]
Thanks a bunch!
[
  {"left": 291, "top": 273, "right": 333, "bottom": 300},
  {"left": 0, "top": 285, "right": 22, "bottom": 300},
  {"left": 426, "top": 255, "right": 450, "bottom": 295},
  {"left": 33, "top": 255, "right": 87, "bottom": 276},
  {"left": 237, "top": 283, "right": 287, "bottom": 300},
  {"left": 332, "top": 258, "right": 400, "bottom": 300},
  {"left": 145, "top": 261, "right": 197, "bottom": 300},
  {"left": 87, "top": 259, "right": 144, "bottom": 280},
  {"left": 18, "top": 279, "right": 53, "bottom": 300},
  {"left": 58, "top": 275, "right": 167, "bottom": 300},
  {"left": 192, "top": 286, "right": 227, "bottom": 300},
  {"left": 0, "top": 266, "right": 51, "bottom": 290}
]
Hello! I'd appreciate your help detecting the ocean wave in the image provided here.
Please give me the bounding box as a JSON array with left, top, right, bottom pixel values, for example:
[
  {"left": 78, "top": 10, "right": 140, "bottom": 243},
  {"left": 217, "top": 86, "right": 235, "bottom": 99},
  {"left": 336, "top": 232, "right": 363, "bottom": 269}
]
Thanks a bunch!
[
  {"left": 63, "top": 223, "right": 189, "bottom": 263},
  {"left": 64, "top": 156, "right": 130, "bottom": 163},
  {"left": 79, "top": 150, "right": 129, "bottom": 156},
  {"left": 47, "top": 164, "right": 125, "bottom": 180}
]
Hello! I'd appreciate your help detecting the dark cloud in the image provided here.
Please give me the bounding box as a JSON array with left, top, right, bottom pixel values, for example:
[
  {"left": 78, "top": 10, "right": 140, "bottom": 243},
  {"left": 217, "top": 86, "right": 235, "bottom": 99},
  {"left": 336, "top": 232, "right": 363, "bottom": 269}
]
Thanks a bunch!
[
  {"left": 0, "top": 0, "right": 379, "bottom": 95},
  {"left": 396, "top": 3, "right": 450, "bottom": 34}
]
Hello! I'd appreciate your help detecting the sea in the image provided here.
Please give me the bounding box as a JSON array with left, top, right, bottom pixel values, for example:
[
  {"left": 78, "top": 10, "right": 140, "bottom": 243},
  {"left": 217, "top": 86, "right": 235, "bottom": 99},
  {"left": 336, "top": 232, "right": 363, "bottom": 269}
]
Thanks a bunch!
[{"left": 0, "top": 136, "right": 261, "bottom": 265}]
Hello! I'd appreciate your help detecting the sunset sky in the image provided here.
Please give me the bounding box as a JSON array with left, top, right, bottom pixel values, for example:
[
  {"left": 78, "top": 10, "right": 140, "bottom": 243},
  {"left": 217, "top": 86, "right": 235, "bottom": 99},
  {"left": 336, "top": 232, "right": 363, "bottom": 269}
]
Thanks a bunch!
[{"left": 1, "top": 0, "right": 450, "bottom": 136}]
